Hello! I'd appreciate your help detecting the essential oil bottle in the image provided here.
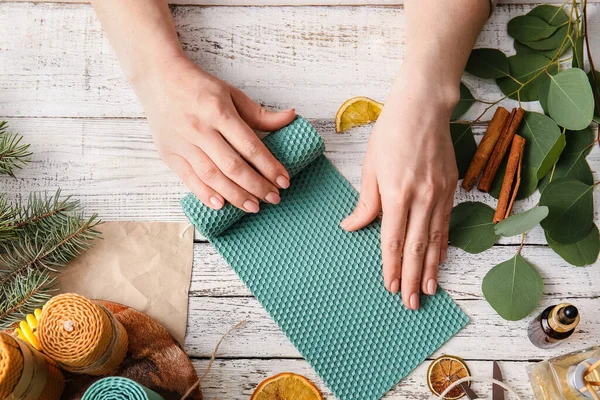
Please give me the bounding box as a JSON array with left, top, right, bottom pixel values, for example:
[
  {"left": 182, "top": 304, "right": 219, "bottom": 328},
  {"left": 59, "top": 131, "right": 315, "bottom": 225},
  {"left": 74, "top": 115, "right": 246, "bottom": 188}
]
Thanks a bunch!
[{"left": 528, "top": 303, "right": 580, "bottom": 349}]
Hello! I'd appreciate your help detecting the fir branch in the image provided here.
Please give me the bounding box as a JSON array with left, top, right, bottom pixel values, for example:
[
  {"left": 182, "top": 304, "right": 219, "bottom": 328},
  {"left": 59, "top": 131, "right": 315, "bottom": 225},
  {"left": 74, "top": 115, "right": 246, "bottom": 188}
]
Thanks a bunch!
[
  {"left": 0, "top": 121, "right": 32, "bottom": 178},
  {"left": 0, "top": 194, "right": 21, "bottom": 245},
  {"left": 0, "top": 214, "right": 102, "bottom": 288},
  {"left": 0, "top": 269, "right": 55, "bottom": 329},
  {"left": 14, "top": 189, "right": 82, "bottom": 235}
]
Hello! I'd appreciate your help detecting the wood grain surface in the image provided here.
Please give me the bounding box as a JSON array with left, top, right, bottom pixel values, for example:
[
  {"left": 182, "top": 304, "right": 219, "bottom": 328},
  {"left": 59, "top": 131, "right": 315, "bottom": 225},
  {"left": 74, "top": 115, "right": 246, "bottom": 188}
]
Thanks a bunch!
[{"left": 1, "top": 2, "right": 599, "bottom": 399}]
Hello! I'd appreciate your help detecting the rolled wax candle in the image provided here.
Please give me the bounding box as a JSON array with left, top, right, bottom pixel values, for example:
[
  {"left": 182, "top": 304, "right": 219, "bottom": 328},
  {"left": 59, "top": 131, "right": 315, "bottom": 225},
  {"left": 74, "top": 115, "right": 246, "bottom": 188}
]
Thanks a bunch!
[
  {"left": 0, "top": 332, "right": 64, "bottom": 400},
  {"left": 82, "top": 377, "right": 164, "bottom": 400},
  {"left": 37, "top": 293, "right": 128, "bottom": 376}
]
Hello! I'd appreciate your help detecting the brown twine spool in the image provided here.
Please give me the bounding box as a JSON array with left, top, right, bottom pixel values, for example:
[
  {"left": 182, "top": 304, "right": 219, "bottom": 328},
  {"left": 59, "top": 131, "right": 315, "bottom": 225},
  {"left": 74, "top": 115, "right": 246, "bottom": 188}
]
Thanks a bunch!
[
  {"left": 0, "top": 332, "right": 64, "bottom": 400},
  {"left": 37, "top": 293, "right": 128, "bottom": 376}
]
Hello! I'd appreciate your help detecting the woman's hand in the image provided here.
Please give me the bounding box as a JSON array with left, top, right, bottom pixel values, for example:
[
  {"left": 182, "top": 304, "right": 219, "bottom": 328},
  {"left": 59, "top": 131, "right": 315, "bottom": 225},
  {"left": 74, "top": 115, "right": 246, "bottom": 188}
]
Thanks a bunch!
[
  {"left": 134, "top": 56, "right": 296, "bottom": 212},
  {"left": 341, "top": 68, "right": 459, "bottom": 310}
]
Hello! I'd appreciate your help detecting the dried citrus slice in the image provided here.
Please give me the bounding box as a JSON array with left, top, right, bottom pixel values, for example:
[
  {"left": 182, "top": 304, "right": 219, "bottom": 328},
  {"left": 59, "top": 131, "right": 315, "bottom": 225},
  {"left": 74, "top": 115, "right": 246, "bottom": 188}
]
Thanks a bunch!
[
  {"left": 427, "top": 355, "right": 471, "bottom": 399},
  {"left": 335, "top": 96, "right": 383, "bottom": 133},
  {"left": 250, "top": 372, "right": 323, "bottom": 400}
]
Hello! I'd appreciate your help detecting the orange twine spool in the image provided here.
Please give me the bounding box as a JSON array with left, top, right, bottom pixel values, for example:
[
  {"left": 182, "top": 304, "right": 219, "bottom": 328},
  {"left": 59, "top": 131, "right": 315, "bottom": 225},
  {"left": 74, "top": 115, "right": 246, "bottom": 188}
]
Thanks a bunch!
[
  {"left": 37, "top": 293, "right": 128, "bottom": 376},
  {"left": 0, "top": 332, "right": 64, "bottom": 400}
]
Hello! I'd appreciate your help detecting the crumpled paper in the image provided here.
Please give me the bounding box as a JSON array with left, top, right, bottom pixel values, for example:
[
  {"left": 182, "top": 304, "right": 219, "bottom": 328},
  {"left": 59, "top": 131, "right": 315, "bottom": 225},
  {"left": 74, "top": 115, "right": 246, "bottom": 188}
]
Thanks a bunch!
[{"left": 59, "top": 221, "right": 194, "bottom": 345}]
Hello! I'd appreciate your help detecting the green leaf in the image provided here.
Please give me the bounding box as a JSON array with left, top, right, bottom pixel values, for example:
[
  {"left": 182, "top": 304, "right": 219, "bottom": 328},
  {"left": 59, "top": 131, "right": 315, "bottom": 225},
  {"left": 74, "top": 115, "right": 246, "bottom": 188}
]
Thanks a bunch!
[
  {"left": 519, "top": 25, "right": 570, "bottom": 51},
  {"left": 518, "top": 111, "right": 565, "bottom": 180},
  {"left": 546, "top": 224, "right": 600, "bottom": 266},
  {"left": 548, "top": 69, "right": 595, "bottom": 130},
  {"left": 514, "top": 40, "right": 567, "bottom": 60},
  {"left": 465, "top": 48, "right": 510, "bottom": 79},
  {"left": 588, "top": 70, "right": 600, "bottom": 118},
  {"left": 451, "top": 82, "right": 476, "bottom": 120},
  {"left": 538, "top": 79, "right": 551, "bottom": 115},
  {"left": 528, "top": 5, "right": 569, "bottom": 26},
  {"left": 482, "top": 253, "right": 543, "bottom": 321},
  {"left": 539, "top": 127, "right": 595, "bottom": 192},
  {"left": 494, "top": 206, "right": 549, "bottom": 237},
  {"left": 508, "top": 15, "right": 559, "bottom": 42},
  {"left": 496, "top": 54, "right": 559, "bottom": 101},
  {"left": 572, "top": 35, "right": 585, "bottom": 69},
  {"left": 450, "top": 123, "right": 477, "bottom": 179},
  {"left": 449, "top": 202, "right": 499, "bottom": 254},
  {"left": 539, "top": 178, "right": 594, "bottom": 243}
]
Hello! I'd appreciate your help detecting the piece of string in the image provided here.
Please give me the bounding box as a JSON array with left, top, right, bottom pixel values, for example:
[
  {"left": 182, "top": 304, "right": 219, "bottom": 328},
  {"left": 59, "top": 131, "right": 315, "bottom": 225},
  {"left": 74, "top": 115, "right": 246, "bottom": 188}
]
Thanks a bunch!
[
  {"left": 438, "top": 376, "right": 522, "bottom": 400},
  {"left": 181, "top": 320, "right": 246, "bottom": 400},
  {"left": 179, "top": 223, "right": 193, "bottom": 238}
]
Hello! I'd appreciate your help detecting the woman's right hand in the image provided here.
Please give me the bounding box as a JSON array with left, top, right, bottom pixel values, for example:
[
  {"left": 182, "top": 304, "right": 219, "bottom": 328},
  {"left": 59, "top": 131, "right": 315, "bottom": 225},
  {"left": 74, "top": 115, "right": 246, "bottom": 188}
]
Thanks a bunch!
[{"left": 134, "top": 56, "right": 296, "bottom": 212}]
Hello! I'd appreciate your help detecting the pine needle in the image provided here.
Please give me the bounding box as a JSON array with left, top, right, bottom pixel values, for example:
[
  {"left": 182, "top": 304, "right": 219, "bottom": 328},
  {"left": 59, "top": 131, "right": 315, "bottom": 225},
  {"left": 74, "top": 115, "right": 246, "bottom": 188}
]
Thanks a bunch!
[
  {"left": 0, "top": 121, "right": 32, "bottom": 177},
  {"left": 0, "top": 269, "right": 55, "bottom": 329}
]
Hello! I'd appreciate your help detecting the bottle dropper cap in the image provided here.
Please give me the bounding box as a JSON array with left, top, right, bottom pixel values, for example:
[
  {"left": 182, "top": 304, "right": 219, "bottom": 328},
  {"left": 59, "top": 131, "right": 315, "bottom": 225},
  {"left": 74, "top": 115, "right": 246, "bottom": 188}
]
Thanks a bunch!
[
  {"left": 551, "top": 303, "right": 580, "bottom": 332},
  {"left": 561, "top": 305, "right": 579, "bottom": 323}
]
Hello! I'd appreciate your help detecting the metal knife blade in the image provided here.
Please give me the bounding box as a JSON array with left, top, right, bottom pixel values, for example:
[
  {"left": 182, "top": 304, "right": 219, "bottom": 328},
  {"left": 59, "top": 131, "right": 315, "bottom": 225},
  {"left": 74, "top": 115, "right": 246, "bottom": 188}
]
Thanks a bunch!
[
  {"left": 459, "top": 382, "right": 479, "bottom": 399},
  {"left": 493, "top": 361, "right": 505, "bottom": 400}
]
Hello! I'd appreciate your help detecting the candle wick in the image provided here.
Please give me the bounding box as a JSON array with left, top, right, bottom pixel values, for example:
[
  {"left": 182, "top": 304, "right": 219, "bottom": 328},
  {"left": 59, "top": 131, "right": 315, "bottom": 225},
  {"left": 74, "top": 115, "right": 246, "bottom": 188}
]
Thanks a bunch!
[{"left": 63, "top": 320, "right": 74, "bottom": 332}]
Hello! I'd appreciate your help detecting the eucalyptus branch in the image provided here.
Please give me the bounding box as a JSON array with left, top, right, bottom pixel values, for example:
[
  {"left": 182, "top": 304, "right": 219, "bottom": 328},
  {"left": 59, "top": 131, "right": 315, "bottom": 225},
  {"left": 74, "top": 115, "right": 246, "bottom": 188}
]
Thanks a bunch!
[{"left": 0, "top": 122, "right": 32, "bottom": 178}]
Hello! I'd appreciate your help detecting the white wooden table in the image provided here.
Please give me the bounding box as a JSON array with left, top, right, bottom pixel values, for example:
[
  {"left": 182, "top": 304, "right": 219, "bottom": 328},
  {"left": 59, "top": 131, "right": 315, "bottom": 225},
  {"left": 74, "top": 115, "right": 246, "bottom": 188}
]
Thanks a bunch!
[{"left": 1, "top": 1, "right": 600, "bottom": 398}]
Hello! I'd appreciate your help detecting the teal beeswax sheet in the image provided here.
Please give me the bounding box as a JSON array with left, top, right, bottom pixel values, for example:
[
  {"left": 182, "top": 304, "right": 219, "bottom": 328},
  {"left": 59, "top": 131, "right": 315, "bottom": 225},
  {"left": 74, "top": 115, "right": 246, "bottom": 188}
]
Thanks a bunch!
[{"left": 181, "top": 117, "right": 469, "bottom": 400}]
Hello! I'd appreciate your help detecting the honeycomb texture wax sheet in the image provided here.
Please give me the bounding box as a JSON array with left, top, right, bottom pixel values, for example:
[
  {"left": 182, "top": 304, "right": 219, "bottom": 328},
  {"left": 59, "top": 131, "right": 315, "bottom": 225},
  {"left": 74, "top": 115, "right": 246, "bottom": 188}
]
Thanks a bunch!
[{"left": 181, "top": 117, "right": 469, "bottom": 400}]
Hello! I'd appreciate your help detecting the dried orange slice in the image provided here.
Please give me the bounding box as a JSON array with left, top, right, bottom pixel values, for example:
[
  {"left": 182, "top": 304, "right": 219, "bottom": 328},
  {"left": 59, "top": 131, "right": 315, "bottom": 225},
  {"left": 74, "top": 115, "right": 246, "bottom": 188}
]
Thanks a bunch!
[
  {"left": 427, "top": 355, "right": 471, "bottom": 399},
  {"left": 335, "top": 96, "right": 383, "bottom": 133},
  {"left": 250, "top": 372, "right": 323, "bottom": 400}
]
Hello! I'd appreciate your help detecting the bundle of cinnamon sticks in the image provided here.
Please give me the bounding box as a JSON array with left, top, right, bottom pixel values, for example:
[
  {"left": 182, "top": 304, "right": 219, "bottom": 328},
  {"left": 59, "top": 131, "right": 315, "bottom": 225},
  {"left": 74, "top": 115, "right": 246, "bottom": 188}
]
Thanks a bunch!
[{"left": 461, "top": 107, "right": 526, "bottom": 223}]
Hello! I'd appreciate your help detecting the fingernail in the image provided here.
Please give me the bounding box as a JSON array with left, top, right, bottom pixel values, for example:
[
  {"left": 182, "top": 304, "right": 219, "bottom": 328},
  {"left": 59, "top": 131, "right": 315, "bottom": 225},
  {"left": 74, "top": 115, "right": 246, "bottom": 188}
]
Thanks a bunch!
[
  {"left": 340, "top": 215, "right": 354, "bottom": 230},
  {"left": 409, "top": 293, "right": 419, "bottom": 310},
  {"left": 265, "top": 191, "right": 280, "bottom": 204},
  {"left": 243, "top": 200, "right": 260, "bottom": 213},
  {"left": 282, "top": 108, "right": 295, "bottom": 112},
  {"left": 389, "top": 279, "right": 400, "bottom": 295},
  {"left": 427, "top": 279, "right": 437, "bottom": 296},
  {"left": 276, "top": 175, "right": 290, "bottom": 189},
  {"left": 209, "top": 196, "right": 223, "bottom": 210}
]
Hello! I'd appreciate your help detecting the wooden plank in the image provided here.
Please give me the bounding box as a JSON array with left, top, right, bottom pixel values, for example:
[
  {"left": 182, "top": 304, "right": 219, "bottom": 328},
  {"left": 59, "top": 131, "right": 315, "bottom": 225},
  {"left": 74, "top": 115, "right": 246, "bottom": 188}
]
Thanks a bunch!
[
  {"left": 193, "top": 358, "right": 535, "bottom": 399},
  {"left": 184, "top": 295, "right": 600, "bottom": 359},
  {"left": 2, "top": 117, "right": 599, "bottom": 245},
  {"left": 190, "top": 243, "right": 600, "bottom": 298},
  {"left": 1, "top": 3, "right": 599, "bottom": 119},
  {"left": 6, "top": 0, "right": 600, "bottom": 5}
]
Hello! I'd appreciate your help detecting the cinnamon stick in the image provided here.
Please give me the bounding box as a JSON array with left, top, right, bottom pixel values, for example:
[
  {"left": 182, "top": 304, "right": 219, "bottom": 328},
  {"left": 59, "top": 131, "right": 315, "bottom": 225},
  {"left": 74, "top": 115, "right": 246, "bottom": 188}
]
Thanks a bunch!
[
  {"left": 478, "top": 107, "right": 525, "bottom": 192},
  {"left": 493, "top": 135, "right": 526, "bottom": 223},
  {"left": 462, "top": 107, "right": 511, "bottom": 191}
]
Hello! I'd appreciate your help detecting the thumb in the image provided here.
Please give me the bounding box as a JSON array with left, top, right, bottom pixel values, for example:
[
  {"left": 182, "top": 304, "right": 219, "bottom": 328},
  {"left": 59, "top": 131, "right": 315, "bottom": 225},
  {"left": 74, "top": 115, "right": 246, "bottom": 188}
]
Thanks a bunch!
[
  {"left": 340, "top": 170, "right": 381, "bottom": 232},
  {"left": 230, "top": 87, "right": 296, "bottom": 131}
]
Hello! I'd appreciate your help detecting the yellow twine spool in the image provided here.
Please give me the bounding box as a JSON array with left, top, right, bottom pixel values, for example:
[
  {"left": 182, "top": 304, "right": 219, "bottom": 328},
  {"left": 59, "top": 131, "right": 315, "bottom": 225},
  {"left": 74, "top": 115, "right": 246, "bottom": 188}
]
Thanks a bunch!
[
  {"left": 0, "top": 332, "right": 64, "bottom": 400},
  {"left": 37, "top": 293, "right": 128, "bottom": 376}
]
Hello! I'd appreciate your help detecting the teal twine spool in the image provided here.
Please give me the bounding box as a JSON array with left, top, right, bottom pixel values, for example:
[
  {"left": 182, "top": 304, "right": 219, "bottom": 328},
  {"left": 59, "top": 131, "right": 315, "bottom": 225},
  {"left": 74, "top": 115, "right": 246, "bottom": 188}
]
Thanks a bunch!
[{"left": 82, "top": 377, "right": 164, "bottom": 400}]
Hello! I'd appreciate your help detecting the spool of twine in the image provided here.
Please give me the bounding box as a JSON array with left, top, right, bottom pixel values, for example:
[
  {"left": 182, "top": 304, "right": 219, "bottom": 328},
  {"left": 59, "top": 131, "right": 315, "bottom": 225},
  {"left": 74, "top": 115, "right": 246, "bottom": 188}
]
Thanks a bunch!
[
  {"left": 37, "top": 293, "right": 128, "bottom": 376},
  {"left": 82, "top": 377, "right": 164, "bottom": 400},
  {"left": 0, "top": 332, "right": 64, "bottom": 400}
]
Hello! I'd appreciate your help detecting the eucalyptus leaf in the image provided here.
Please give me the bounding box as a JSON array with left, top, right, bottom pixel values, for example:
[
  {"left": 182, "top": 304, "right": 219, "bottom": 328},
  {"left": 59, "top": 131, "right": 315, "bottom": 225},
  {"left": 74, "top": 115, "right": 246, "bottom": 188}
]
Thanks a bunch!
[
  {"left": 466, "top": 48, "right": 510, "bottom": 79},
  {"left": 450, "top": 123, "right": 477, "bottom": 179},
  {"left": 496, "top": 54, "right": 559, "bottom": 101},
  {"left": 527, "top": 4, "right": 569, "bottom": 26},
  {"left": 572, "top": 35, "right": 585, "bottom": 69},
  {"left": 539, "top": 127, "right": 595, "bottom": 192},
  {"left": 514, "top": 40, "right": 567, "bottom": 60},
  {"left": 548, "top": 69, "right": 595, "bottom": 130},
  {"left": 508, "top": 15, "right": 559, "bottom": 42},
  {"left": 539, "top": 178, "right": 594, "bottom": 244},
  {"left": 451, "top": 82, "right": 476, "bottom": 120},
  {"left": 538, "top": 79, "right": 550, "bottom": 115},
  {"left": 546, "top": 224, "right": 600, "bottom": 266},
  {"left": 494, "top": 206, "right": 549, "bottom": 237},
  {"left": 588, "top": 70, "right": 600, "bottom": 118},
  {"left": 519, "top": 25, "right": 570, "bottom": 52},
  {"left": 449, "top": 202, "right": 499, "bottom": 254},
  {"left": 482, "top": 253, "right": 543, "bottom": 321},
  {"left": 518, "top": 111, "right": 565, "bottom": 180}
]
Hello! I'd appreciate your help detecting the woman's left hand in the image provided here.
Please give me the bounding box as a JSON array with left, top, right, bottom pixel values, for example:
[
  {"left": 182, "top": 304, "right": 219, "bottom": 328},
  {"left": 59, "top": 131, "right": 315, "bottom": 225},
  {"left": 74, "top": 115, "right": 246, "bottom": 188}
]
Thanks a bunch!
[{"left": 340, "top": 69, "right": 459, "bottom": 310}]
